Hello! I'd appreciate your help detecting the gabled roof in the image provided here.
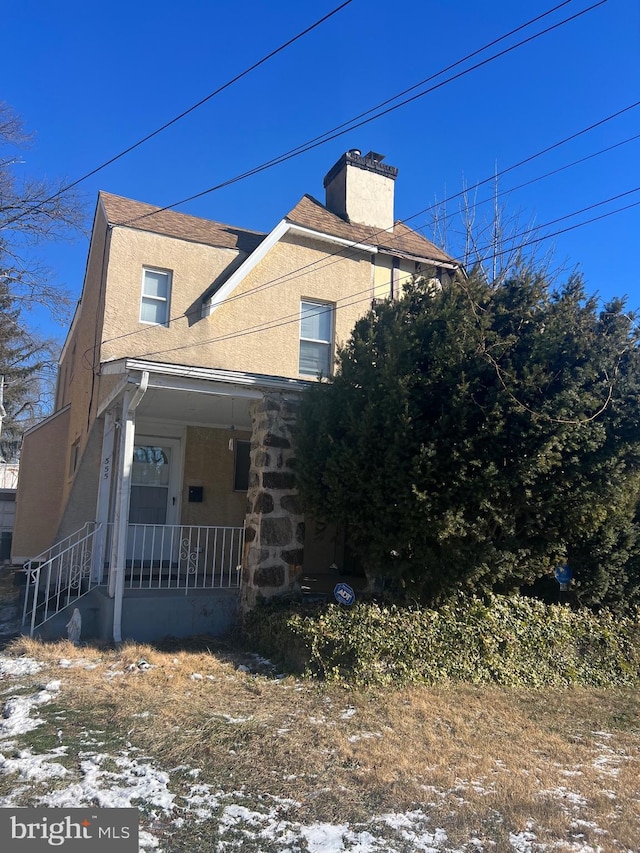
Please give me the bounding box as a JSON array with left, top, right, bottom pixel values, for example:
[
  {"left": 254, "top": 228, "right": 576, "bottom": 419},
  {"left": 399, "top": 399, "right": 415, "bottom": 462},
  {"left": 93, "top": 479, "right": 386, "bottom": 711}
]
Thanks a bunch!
[
  {"left": 202, "top": 194, "right": 459, "bottom": 313},
  {"left": 99, "top": 192, "right": 266, "bottom": 254},
  {"left": 285, "top": 195, "right": 457, "bottom": 266}
]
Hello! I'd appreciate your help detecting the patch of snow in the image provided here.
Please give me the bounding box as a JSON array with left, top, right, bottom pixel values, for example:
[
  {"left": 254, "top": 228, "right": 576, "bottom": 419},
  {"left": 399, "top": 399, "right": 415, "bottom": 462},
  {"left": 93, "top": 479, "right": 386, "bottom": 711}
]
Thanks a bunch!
[
  {"left": 221, "top": 714, "right": 253, "bottom": 724},
  {"left": 0, "top": 747, "right": 69, "bottom": 781},
  {"left": 40, "top": 752, "right": 176, "bottom": 812},
  {"left": 1, "top": 689, "right": 52, "bottom": 736},
  {"left": 0, "top": 657, "right": 42, "bottom": 677},
  {"left": 300, "top": 822, "right": 351, "bottom": 852},
  {"left": 541, "top": 787, "right": 587, "bottom": 808},
  {"left": 139, "top": 829, "right": 161, "bottom": 850},
  {"left": 58, "top": 658, "right": 99, "bottom": 669},
  {"left": 509, "top": 829, "right": 537, "bottom": 852}
]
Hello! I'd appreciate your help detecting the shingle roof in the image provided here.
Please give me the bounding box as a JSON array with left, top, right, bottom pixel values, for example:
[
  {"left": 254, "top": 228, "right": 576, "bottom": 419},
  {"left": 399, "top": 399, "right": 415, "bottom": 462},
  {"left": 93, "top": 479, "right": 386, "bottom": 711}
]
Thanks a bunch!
[
  {"left": 99, "top": 192, "right": 266, "bottom": 254},
  {"left": 285, "top": 194, "right": 457, "bottom": 266}
]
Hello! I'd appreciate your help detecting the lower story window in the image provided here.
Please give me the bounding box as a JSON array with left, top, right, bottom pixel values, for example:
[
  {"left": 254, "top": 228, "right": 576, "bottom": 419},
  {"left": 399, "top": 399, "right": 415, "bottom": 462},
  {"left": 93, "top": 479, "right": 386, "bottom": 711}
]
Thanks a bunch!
[
  {"left": 233, "top": 440, "right": 251, "bottom": 491},
  {"left": 299, "top": 300, "right": 333, "bottom": 377}
]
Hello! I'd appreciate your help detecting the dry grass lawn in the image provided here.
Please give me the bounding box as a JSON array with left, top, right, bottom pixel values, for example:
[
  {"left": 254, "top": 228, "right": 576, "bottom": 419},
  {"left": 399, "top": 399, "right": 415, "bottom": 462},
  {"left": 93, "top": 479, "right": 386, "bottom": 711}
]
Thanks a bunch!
[{"left": 4, "top": 635, "right": 639, "bottom": 851}]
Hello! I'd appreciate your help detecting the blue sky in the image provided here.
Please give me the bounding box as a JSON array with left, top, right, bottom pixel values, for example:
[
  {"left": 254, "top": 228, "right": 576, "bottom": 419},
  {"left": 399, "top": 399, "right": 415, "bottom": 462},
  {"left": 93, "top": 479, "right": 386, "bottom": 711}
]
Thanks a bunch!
[{"left": 4, "top": 0, "right": 639, "bottom": 344}]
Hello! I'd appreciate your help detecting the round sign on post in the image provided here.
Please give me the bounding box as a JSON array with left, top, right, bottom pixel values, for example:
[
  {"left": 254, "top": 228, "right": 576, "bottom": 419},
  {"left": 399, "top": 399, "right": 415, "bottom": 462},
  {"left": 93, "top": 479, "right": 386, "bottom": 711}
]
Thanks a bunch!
[
  {"left": 334, "top": 582, "right": 356, "bottom": 606},
  {"left": 554, "top": 564, "right": 572, "bottom": 591}
]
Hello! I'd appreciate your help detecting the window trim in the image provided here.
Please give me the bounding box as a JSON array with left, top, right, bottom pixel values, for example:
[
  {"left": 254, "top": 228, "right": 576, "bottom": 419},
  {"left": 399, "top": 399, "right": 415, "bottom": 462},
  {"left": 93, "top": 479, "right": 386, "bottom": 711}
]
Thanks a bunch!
[
  {"left": 299, "top": 299, "right": 334, "bottom": 377},
  {"left": 140, "top": 267, "right": 172, "bottom": 327}
]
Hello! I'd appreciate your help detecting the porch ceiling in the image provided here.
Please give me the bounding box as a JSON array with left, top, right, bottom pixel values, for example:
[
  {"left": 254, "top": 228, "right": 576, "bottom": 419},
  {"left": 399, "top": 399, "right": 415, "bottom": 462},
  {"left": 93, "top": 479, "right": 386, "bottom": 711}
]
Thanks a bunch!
[{"left": 136, "top": 385, "right": 253, "bottom": 430}]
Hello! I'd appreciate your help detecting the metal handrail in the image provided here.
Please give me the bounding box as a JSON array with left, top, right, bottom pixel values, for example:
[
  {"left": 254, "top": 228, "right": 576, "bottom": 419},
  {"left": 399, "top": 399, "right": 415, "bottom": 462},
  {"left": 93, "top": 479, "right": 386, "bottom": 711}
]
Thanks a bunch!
[
  {"left": 22, "top": 523, "right": 105, "bottom": 636},
  {"left": 22, "top": 522, "right": 245, "bottom": 636}
]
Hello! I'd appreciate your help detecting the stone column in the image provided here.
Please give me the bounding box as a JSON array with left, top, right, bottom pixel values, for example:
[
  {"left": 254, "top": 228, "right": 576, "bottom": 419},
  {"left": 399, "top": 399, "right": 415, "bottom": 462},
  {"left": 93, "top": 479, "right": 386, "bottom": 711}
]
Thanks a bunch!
[{"left": 242, "top": 392, "right": 305, "bottom": 610}]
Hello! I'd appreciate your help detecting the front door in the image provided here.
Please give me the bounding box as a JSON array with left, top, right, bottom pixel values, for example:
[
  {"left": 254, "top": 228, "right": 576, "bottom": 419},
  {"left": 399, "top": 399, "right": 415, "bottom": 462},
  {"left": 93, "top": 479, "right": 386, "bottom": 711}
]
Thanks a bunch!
[{"left": 127, "top": 437, "right": 181, "bottom": 568}]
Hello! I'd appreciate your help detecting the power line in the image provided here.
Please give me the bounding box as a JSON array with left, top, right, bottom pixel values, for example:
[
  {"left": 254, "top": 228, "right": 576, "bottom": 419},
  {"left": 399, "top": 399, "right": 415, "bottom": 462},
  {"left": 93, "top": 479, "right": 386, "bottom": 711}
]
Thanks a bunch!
[
  {"left": 475, "top": 186, "right": 640, "bottom": 244},
  {"left": 2, "top": 0, "right": 355, "bottom": 229},
  {"left": 123, "top": 0, "right": 608, "bottom": 225},
  {"left": 96, "top": 106, "right": 640, "bottom": 353},
  {"left": 422, "top": 132, "right": 640, "bottom": 232},
  {"left": 131, "top": 189, "right": 640, "bottom": 361},
  {"left": 205, "top": 112, "right": 640, "bottom": 306}
]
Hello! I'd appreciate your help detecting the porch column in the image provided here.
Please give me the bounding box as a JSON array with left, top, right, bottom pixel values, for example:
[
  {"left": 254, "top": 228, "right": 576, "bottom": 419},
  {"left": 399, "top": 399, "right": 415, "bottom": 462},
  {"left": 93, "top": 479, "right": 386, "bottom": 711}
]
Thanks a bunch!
[
  {"left": 92, "top": 409, "right": 116, "bottom": 583},
  {"left": 109, "top": 372, "right": 148, "bottom": 643},
  {"left": 242, "top": 392, "right": 305, "bottom": 610}
]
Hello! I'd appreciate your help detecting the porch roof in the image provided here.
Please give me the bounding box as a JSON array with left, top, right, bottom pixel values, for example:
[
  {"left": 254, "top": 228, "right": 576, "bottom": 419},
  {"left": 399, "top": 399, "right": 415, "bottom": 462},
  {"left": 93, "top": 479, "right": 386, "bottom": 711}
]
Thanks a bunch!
[{"left": 98, "top": 359, "right": 311, "bottom": 429}]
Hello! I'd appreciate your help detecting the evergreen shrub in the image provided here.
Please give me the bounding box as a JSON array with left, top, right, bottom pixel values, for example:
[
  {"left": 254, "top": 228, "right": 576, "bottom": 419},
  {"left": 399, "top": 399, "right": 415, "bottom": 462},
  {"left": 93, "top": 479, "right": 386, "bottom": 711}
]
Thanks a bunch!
[{"left": 243, "top": 595, "right": 640, "bottom": 687}]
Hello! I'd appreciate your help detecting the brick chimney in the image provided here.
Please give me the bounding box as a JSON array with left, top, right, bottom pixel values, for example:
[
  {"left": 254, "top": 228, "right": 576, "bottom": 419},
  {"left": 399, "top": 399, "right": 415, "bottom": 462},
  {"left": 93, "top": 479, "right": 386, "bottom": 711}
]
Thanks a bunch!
[{"left": 323, "top": 150, "right": 398, "bottom": 231}]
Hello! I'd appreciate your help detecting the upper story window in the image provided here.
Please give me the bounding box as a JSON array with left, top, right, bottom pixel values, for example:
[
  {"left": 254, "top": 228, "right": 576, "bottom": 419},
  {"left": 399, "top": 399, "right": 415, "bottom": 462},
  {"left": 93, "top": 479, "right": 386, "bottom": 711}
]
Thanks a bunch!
[
  {"left": 140, "top": 268, "right": 172, "bottom": 325},
  {"left": 299, "top": 300, "right": 333, "bottom": 377}
]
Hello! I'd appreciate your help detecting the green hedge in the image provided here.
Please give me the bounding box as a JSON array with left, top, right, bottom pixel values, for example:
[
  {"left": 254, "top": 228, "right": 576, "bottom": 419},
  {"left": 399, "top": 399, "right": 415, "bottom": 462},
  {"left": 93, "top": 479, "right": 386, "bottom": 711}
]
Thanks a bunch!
[{"left": 243, "top": 595, "right": 640, "bottom": 687}]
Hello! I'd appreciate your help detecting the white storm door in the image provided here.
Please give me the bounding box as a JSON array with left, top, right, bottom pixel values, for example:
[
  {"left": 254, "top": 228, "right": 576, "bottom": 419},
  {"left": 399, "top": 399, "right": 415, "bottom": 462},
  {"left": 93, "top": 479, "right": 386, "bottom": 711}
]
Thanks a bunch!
[{"left": 127, "top": 437, "right": 181, "bottom": 565}]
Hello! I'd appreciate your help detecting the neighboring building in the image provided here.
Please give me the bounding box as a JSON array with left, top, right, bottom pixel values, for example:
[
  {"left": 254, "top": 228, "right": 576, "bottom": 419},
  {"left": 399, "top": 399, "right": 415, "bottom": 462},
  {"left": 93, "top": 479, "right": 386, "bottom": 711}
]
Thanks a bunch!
[
  {"left": 13, "top": 150, "right": 458, "bottom": 642},
  {"left": 0, "top": 462, "right": 19, "bottom": 562}
]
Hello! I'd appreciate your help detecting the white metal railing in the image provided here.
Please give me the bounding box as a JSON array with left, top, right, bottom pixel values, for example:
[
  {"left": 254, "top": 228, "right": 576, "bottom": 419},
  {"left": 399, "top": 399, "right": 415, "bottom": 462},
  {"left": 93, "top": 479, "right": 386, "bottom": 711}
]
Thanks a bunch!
[
  {"left": 22, "top": 522, "right": 105, "bottom": 637},
  {"left": 21, "top": 522, "right": 244, "bottom": 636},
  {"left": 125, "top": 524, "right": 244, "bottom": 591}
]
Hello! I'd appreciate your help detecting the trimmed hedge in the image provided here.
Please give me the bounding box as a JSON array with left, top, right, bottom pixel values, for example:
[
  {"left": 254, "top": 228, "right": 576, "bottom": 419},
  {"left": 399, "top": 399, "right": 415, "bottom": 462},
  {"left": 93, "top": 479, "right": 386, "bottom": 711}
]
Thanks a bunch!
[{"left": 243, "top": 594, "right": 640, "bottom": 687}]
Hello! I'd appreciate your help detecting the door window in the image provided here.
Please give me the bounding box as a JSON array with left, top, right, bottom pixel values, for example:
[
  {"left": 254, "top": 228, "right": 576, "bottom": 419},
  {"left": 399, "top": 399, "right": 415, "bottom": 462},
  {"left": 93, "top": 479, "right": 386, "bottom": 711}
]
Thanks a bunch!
[{"left": 129, "top": 445, "right": 171, "bottom": 524}]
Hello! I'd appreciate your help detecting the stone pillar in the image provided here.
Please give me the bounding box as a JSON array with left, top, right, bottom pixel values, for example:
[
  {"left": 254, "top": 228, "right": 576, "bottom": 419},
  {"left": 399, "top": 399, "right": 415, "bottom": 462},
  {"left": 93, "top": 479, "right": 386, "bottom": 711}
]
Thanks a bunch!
[{"left": 242, "top": 392, "right": 304, "bottom": 610}]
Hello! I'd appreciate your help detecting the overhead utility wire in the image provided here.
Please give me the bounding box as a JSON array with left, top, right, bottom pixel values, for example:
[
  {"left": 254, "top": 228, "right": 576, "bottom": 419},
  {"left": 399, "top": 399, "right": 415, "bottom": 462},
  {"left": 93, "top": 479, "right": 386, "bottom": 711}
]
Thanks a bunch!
[
  {"left": 2, "top": 0, "right": 355, "bottom": 228},
  {"left": 124, "top": 0, "right": 608, "bottom": 225},
  {"left": 421, "top": 132, "right": 640, "bottom": 232},
  {"left": 96, "top": 106, "right": 639, "bottom": 352},
  {"left": 136, "top": 190, "right": 640, "bottom": 360},
  {"left": 133, "top": 0, "right": 576, "bottom": 217},
  {"left": 186, "top": 103, "right": 640, "bottom": 308}
]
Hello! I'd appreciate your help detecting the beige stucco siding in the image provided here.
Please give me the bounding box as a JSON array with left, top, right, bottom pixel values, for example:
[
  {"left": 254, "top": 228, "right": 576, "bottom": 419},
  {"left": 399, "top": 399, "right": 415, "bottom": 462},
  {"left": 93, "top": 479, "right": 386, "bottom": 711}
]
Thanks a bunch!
[
  {"left": 12, "top": 407, "right": 71, "bottom": 561},
  {"left": 99, "top": 227, "right": 372, "bottom": 379},
  {"left": 373, "top": 255, "right": 393, "bottom": 299},
  {"left": 55, "top": 208, "right": 110, "bottom": 510},
  {"left": 208, "top": 233, "right": 373, "bottom": 377},
  {"left": 100, "top": 228, "right": 246, "bottom": 366},
  {"left": 181, "top": 427, "right": 250, "bottom": 528}
]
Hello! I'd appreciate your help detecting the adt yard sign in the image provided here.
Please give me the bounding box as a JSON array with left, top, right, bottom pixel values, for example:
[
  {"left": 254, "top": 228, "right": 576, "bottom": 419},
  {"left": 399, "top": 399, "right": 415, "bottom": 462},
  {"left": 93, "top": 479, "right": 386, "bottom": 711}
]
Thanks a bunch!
[
  {"left": 554, "top": 565, "right": 572, "bottom": 591},
  {"left": 554, "top": 565, "right": 572, "bottom": 584},
  {"left": 334, "top": 582, "right": 356, "bottom": 606}
]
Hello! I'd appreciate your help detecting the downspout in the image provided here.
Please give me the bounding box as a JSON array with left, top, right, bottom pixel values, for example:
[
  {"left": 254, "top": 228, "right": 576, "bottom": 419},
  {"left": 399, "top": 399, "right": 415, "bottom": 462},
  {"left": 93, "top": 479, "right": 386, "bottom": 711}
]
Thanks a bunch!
[{"left": 111, "top": 371, "right": 149, "bottom": 644}]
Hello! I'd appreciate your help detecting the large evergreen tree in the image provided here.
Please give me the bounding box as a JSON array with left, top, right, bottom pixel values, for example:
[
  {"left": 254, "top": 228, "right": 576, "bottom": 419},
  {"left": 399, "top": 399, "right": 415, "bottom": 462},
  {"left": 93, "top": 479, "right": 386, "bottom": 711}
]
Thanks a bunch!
[{"left": 295, "top": 270, "right": 640, "bottom": 611}]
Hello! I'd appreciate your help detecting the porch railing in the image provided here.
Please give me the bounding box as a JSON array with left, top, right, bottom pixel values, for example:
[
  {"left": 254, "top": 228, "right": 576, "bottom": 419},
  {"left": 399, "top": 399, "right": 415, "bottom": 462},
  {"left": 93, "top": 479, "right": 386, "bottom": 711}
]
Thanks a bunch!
[
  {"left": 21, "top": 522, "right": 245, "bottom": 637},
  {"left": 125, "top": 524, "right": 244, "bottom": 591},
  {"left": 22, "top": 522, "right": 104, "bottom": 636}
]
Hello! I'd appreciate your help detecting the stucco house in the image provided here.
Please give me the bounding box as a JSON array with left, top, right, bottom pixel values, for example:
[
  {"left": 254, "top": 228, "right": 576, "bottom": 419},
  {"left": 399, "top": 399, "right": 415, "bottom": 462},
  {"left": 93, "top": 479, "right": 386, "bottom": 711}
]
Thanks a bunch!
[{"left": 13, "top": 150, "right": 458, "bottom": 643}]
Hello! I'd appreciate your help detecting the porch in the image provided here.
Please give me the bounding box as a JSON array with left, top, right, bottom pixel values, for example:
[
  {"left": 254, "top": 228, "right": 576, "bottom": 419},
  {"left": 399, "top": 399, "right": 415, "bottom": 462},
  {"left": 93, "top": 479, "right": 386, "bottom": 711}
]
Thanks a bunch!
[
  {"left": 22, "top": 522, "right": 244, "bottom": 642},
  {"left": 19, "top": 360, "right": 330, "bottom": 643}
]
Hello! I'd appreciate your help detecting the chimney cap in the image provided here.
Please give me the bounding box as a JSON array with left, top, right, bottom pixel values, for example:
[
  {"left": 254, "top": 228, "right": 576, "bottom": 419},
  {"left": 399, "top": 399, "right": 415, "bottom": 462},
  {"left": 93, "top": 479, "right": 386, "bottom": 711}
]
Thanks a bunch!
[{"left": 323, "top": 149, "right": 398, "bottom": 188}]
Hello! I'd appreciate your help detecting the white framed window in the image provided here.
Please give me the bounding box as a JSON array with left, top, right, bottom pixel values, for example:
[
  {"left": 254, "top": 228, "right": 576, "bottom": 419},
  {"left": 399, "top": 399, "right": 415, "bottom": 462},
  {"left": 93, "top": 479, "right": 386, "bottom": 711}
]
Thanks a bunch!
[
  {"left": 140, "top": 268, "right": 171, "bottom": 325},
  {"left": 299, "top": 300, "right": 334, "bottom": 377}
]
